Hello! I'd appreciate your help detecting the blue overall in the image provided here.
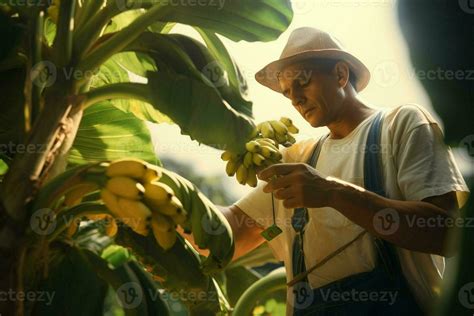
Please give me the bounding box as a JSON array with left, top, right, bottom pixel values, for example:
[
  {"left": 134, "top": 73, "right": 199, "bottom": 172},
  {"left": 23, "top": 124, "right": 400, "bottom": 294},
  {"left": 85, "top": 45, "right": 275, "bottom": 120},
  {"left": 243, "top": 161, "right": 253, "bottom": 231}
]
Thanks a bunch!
[{"left": 291, "top": 112, "right": 424, "bottom": 315}]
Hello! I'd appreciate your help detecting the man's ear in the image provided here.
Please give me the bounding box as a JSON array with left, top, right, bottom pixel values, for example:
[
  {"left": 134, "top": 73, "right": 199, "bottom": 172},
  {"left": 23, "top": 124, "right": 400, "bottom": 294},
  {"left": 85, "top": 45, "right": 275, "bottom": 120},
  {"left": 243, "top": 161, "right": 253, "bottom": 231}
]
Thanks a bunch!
[{"left": 334, "top": 61, "right": 350, "bottom": 88}]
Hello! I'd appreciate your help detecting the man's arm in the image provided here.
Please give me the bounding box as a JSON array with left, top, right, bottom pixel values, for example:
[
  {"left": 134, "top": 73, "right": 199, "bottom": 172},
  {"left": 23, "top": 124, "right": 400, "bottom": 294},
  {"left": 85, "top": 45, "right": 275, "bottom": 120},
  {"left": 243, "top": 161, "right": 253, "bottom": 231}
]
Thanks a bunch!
[
  {"left": 259, "top": 163, "right": 460, "bottom": 257},
  {"left": 177, "top": 205, "right": 266, "bottom": 261}
]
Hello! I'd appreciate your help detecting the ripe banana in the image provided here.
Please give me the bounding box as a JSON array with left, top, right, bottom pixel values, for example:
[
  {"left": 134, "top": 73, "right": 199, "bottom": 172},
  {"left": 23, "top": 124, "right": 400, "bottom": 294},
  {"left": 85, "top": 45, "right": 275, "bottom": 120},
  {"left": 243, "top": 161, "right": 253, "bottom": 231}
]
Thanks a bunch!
[
  {"left": 117, "top": 198, "right": 152, "bottom": 236},
  {"left": 255, "top": 138, "right": 278, "bottom": 148},
  {"left": 258, "top": 122, "right": 275, "bottom": 138},
  {"left": 144, "top": 181, "right": 174, "bottom": 208},
  {"left": 152, "top": 226, "right": 177, "bottom": 251},
  {"left": 156, "top": 196, "right": 186, "bottom": 217},
  {"left": 260, "top": 145, "right": 278, "bottom": 158},
  {"left": 64, "top": 182, "right": 99, "bottom": 207},
  {"left": 142, "top": 164, "right": 163, "bottom": 183},
  {"left": 170, "top": 212, "right": 187, "bottom": 225},
  {"left": 106, "top": 158, "right": 148, "bottom": 179},
  {"left": 269, "top": 120, "right": 288, "bottom": 135},
  {"left": 243, "top": 151, "right": 253, "bottom": 168},
  {"left": 245, "top": 141, "right": 261, "bottom": 153},
  {"left": 152, "top": 212, "right": 175, "bottom": 232},
  {"left": 100, "top": 189, "right": 123, "bottom": 216},
  {"left": 236, "top": 164, "right": 248, "bottom": 185},
  {"left": 106, "top": 177, "right": 145, "bottom": 200},
  {"left": 225, "top": 159, "right": 239, "bottom": 176}
]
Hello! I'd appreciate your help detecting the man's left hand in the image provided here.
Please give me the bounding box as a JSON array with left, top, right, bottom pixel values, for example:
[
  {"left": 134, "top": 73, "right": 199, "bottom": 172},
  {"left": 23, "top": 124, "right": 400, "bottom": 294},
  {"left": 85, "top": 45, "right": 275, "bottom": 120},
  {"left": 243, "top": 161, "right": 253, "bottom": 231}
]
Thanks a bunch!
[{"left": 258, "top": 163, "right": 338, "bottom": 209}]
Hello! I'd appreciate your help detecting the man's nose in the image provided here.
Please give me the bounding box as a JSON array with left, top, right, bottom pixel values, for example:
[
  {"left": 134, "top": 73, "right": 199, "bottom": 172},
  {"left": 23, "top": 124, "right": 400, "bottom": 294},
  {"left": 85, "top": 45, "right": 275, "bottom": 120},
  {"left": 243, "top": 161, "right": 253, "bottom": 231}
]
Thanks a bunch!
[{"left": 290, "top": 89, "right": 307, "bottom": 107}]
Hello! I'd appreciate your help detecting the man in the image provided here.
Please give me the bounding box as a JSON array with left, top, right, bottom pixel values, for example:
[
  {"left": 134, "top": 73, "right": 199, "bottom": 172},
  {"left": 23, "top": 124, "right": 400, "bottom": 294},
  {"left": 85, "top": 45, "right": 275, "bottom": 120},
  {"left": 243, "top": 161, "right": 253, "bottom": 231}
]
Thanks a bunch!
[{"left": 219, "top": 27, "right": 469, "bottom": 315}]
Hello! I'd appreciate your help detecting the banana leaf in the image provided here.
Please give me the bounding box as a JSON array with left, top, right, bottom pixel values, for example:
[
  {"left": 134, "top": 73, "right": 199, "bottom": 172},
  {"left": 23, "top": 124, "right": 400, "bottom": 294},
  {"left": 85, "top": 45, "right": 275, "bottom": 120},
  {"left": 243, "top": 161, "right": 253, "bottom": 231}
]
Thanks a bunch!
[
  {"left": 68, "top": 101, "right": 159, "bottom": 166},
  {"left": 146, "top": 70, "right": 255, "bottom": 153}
]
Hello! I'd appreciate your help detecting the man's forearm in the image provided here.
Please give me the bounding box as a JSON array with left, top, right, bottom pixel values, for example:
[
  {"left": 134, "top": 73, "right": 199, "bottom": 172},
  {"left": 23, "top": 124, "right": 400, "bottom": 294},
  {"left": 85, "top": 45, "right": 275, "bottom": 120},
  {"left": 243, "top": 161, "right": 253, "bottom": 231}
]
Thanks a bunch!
[{"left": 328, "top": 178, "right": 455, "bottom": 256}]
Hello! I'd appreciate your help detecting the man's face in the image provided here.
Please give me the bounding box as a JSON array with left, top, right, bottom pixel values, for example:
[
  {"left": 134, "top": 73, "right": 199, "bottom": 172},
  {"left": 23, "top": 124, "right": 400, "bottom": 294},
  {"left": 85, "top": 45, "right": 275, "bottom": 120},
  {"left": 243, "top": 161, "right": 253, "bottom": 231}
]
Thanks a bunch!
[{"left": 277, "top": 60, "right": 343, "bottom": 127}]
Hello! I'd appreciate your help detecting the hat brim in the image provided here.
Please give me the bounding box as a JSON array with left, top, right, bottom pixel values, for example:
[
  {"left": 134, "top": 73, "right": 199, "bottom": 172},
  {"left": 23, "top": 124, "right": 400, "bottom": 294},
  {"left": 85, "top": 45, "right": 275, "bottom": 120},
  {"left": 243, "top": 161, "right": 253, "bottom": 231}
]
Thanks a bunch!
[{"left": 255, "top": 49, "right": 370, "bottom": 93}]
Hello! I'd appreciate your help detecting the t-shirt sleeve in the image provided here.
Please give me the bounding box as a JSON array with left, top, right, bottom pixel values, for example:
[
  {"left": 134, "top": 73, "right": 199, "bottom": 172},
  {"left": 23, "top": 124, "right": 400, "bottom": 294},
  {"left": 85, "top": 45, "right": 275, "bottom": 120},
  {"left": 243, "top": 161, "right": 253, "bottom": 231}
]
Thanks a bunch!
[
  {"left": 233, "top": 181, "right": 275, "bottom": 229},
  {"left": 392, "top": 106, "right": 469, "bottom": 207}
]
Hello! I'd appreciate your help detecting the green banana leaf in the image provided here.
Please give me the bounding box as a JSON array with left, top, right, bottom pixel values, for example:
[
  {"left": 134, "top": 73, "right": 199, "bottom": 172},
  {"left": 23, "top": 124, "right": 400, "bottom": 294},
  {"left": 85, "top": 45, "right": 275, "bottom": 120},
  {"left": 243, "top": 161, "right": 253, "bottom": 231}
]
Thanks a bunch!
[
  {"left": 156, "top": 0, "right": 293, "bottom": 43},
  {"left": 195, "top": 27, "right": 252, "bottom": 116},
  {"left": 91, "top": 55, "right": 171, "bottom": 124},
  {"left": 68, "top": 101, "right": 159, "bottom": 166},
  {"left": 32, "top": 246, "right": 108, "bottom": 316},
  {"left": 146, "top": 70, "right": 255, "bottom": 153}
]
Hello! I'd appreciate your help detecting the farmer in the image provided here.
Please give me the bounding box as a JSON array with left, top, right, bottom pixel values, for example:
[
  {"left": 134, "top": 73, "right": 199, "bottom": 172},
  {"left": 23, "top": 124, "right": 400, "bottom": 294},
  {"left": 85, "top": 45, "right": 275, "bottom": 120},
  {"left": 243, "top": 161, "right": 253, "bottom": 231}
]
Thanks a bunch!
[{"left": 220, "top": 27, "right": 469, "bottom": 315}]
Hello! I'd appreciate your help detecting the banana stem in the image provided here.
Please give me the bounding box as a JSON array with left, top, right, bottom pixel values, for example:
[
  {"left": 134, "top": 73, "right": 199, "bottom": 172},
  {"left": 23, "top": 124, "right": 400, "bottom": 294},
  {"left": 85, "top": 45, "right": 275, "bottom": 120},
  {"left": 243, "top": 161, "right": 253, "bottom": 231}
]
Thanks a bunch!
[
  {"left": 52, "top": 0, "right": 76, "bottom": 67},
  {"left": 76, "top": 3, "right": 170, "bottom": 77},
  {"left": 81, "top": 82, "right": 151, "bottom": 109}
]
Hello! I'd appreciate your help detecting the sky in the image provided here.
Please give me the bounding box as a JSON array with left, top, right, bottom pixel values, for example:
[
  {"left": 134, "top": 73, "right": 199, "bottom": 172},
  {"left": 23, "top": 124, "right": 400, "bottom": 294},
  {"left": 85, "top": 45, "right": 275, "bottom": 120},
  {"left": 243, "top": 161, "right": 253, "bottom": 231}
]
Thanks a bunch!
[{"left": 147, "top": 0, "right": 472, "bottom": 199}]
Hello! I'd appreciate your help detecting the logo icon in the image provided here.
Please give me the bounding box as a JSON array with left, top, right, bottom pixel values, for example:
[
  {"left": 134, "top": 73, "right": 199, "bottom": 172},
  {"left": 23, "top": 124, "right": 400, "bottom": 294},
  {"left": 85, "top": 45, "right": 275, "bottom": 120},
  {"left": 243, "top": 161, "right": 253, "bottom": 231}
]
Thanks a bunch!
[
  {"left": 373, "top": 60, "right": 400, "bottom": 88},
  {"left": 459, "top": 135, "right": 474, "bottom": 158},
  {"left": 458, "top": 282, "right": 474, "bottom": 309},
  {"left": 30, "top": 208, "right": 57, "bottom": 235},
  {"left": 289, "top": 281, "right": 314, "bottom": 310},
  {"left": 459, "top": 0, "right": 474, "bottom": 14},
  {"left": 31, "top": 60, "right": 57, "bottom": 88},
  {"left": 201, "top": 61, "right": 228, "bottom": 88},
  {"left": 291, "top": 0, "right": 315, "bottom": 15},
  {"left": 201, "top": 213, "right": 227, "bottom": 235},
  {"left": 373, "top": 208, "right": 400, "bottom": 235},
  {"left": 116, "top": 282, "right": 143, "bottom": 309}
]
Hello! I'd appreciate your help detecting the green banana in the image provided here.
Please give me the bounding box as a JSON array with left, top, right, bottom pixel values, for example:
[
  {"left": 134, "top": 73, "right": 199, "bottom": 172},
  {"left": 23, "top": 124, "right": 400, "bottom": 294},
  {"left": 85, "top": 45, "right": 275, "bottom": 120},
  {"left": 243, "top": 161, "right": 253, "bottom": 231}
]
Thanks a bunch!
[
  {"left": 220, "top": 151, "right": 236, "bottom": 161},
  {"left": 243, "top": 151, "right": 253, "bottom": 168},
  {"left": 236, "top": 164, "right": 248, "bottom": 185},
  {"left": 258, "top": 121, "right": 275, "bottom": 138},
  {"left": 246, "top": 167, "right": 258, "bottom": 187},
  {"left": 225, "top": 159, "right": 239, "bottom": 176},
  {"left": 269, "top": 120, "right": 288, "bottom": 135}
]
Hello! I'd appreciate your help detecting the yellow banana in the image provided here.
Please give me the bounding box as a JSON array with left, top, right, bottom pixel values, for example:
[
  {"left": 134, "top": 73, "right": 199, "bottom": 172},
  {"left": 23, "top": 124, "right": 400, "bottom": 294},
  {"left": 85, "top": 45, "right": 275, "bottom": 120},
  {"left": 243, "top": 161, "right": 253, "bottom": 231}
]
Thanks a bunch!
[
  {"left": 106, "top": 158, "right": 148, "bottom": 179},
  {"left": 243, "top": 151, "right": 253, "bottom": 168},
  {"left": 144, "top": 181, "right": 174, "bottom": 208},
  {"left": 245, "top": 141, "right": 261, "bottom": 153},
  {"left": 64, "top": 182, "right": 99, "bottom": 207},
  {"left": 170, "top": 211, "right": 187, "bottom": 225},
  {"left": 152, "top": 226, "right": 177, "bottom": 251},
  {"left": 100, "top": 189, "right": 123, "bottom": 217},
  {"left": 105, "top": 219, "right": 118, "bottom": 237},
  {"left": 157, "top": 196, "right": 185, "bottom": 216},
  {"left": 117, "top": 198, "right": 152, "bottom": 236},
  {"left": 260, "top": 145, "right": 279, "bottom": 158},
  {"left": 106, "top": 176, "right": 145, "bottom": 200},
  {"left": 259, "top": 122, "right": 275, "bottom": 138},
  {"left": 152, "top": 212, "right": 175, "bottom": 232},
  {"left": 236, "top": 164, "right": 248, "bottom": 185},
  {"left": 225, "top": 159, "right": 239, "bottom": 176},
  {"left": 141, "top": 164, "right": 163, "bottom": 183},
  {"left": 252, "top": 153, "right": 266, "bottom": 166},
  {"left": 220, "top": 151, "right": 236, "bottom": 161},
  {"left": 246, "top": 167, "right": 258, "bottom": 187},
  {"left": 269, "top": 120, "right": 288, "bottom": 135}
]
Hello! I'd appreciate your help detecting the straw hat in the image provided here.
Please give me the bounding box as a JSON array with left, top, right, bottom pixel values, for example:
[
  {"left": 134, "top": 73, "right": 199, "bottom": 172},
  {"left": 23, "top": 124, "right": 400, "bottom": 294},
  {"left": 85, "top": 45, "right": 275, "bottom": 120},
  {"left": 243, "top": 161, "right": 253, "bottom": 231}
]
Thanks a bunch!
[{"left": 255, "top": 27, "right": 370, "bottom": 92}]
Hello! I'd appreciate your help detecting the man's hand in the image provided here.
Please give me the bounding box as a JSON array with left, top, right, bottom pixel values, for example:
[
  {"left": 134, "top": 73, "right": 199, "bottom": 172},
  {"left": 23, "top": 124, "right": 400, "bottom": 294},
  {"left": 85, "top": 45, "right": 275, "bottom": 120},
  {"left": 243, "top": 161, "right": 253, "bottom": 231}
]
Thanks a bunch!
[{"left": 257, "top": 163, "right": 338, "bottom": 209}]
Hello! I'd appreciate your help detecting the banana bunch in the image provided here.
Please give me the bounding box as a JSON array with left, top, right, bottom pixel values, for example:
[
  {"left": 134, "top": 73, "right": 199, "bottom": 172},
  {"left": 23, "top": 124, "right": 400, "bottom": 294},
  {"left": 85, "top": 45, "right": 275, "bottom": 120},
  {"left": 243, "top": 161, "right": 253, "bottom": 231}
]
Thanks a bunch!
[
  {"left": 99, "top": 158, "right": 188, "bottom": 251},
  {"left": 221, "top": 117, "right": 299, "bottom": 187},
  {"left": 257, "top": 117, "right": 299, "bottom": 146}
]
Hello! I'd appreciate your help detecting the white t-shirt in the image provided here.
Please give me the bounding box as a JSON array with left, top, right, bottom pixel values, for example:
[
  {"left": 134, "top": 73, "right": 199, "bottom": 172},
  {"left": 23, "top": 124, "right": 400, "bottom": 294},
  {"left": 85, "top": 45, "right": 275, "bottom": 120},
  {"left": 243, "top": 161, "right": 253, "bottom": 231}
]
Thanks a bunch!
[{"left": 234, "top": 104, "right": 469, "bottom": 314}]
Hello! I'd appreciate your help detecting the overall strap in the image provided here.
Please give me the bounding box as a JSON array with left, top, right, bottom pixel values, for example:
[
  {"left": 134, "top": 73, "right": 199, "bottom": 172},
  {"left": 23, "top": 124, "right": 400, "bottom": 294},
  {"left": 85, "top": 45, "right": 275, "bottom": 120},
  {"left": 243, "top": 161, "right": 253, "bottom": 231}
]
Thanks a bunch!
[{"left": 364, "top": 111, "right": 403, "bottom": 280}]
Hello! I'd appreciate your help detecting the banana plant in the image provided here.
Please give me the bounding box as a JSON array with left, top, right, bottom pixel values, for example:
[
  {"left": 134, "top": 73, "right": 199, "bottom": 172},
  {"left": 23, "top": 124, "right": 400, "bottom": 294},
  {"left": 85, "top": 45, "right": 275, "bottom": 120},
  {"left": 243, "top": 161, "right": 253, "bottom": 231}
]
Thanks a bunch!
[{"left": 0, "top": 0, "right": 293, "bottom": 315}]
